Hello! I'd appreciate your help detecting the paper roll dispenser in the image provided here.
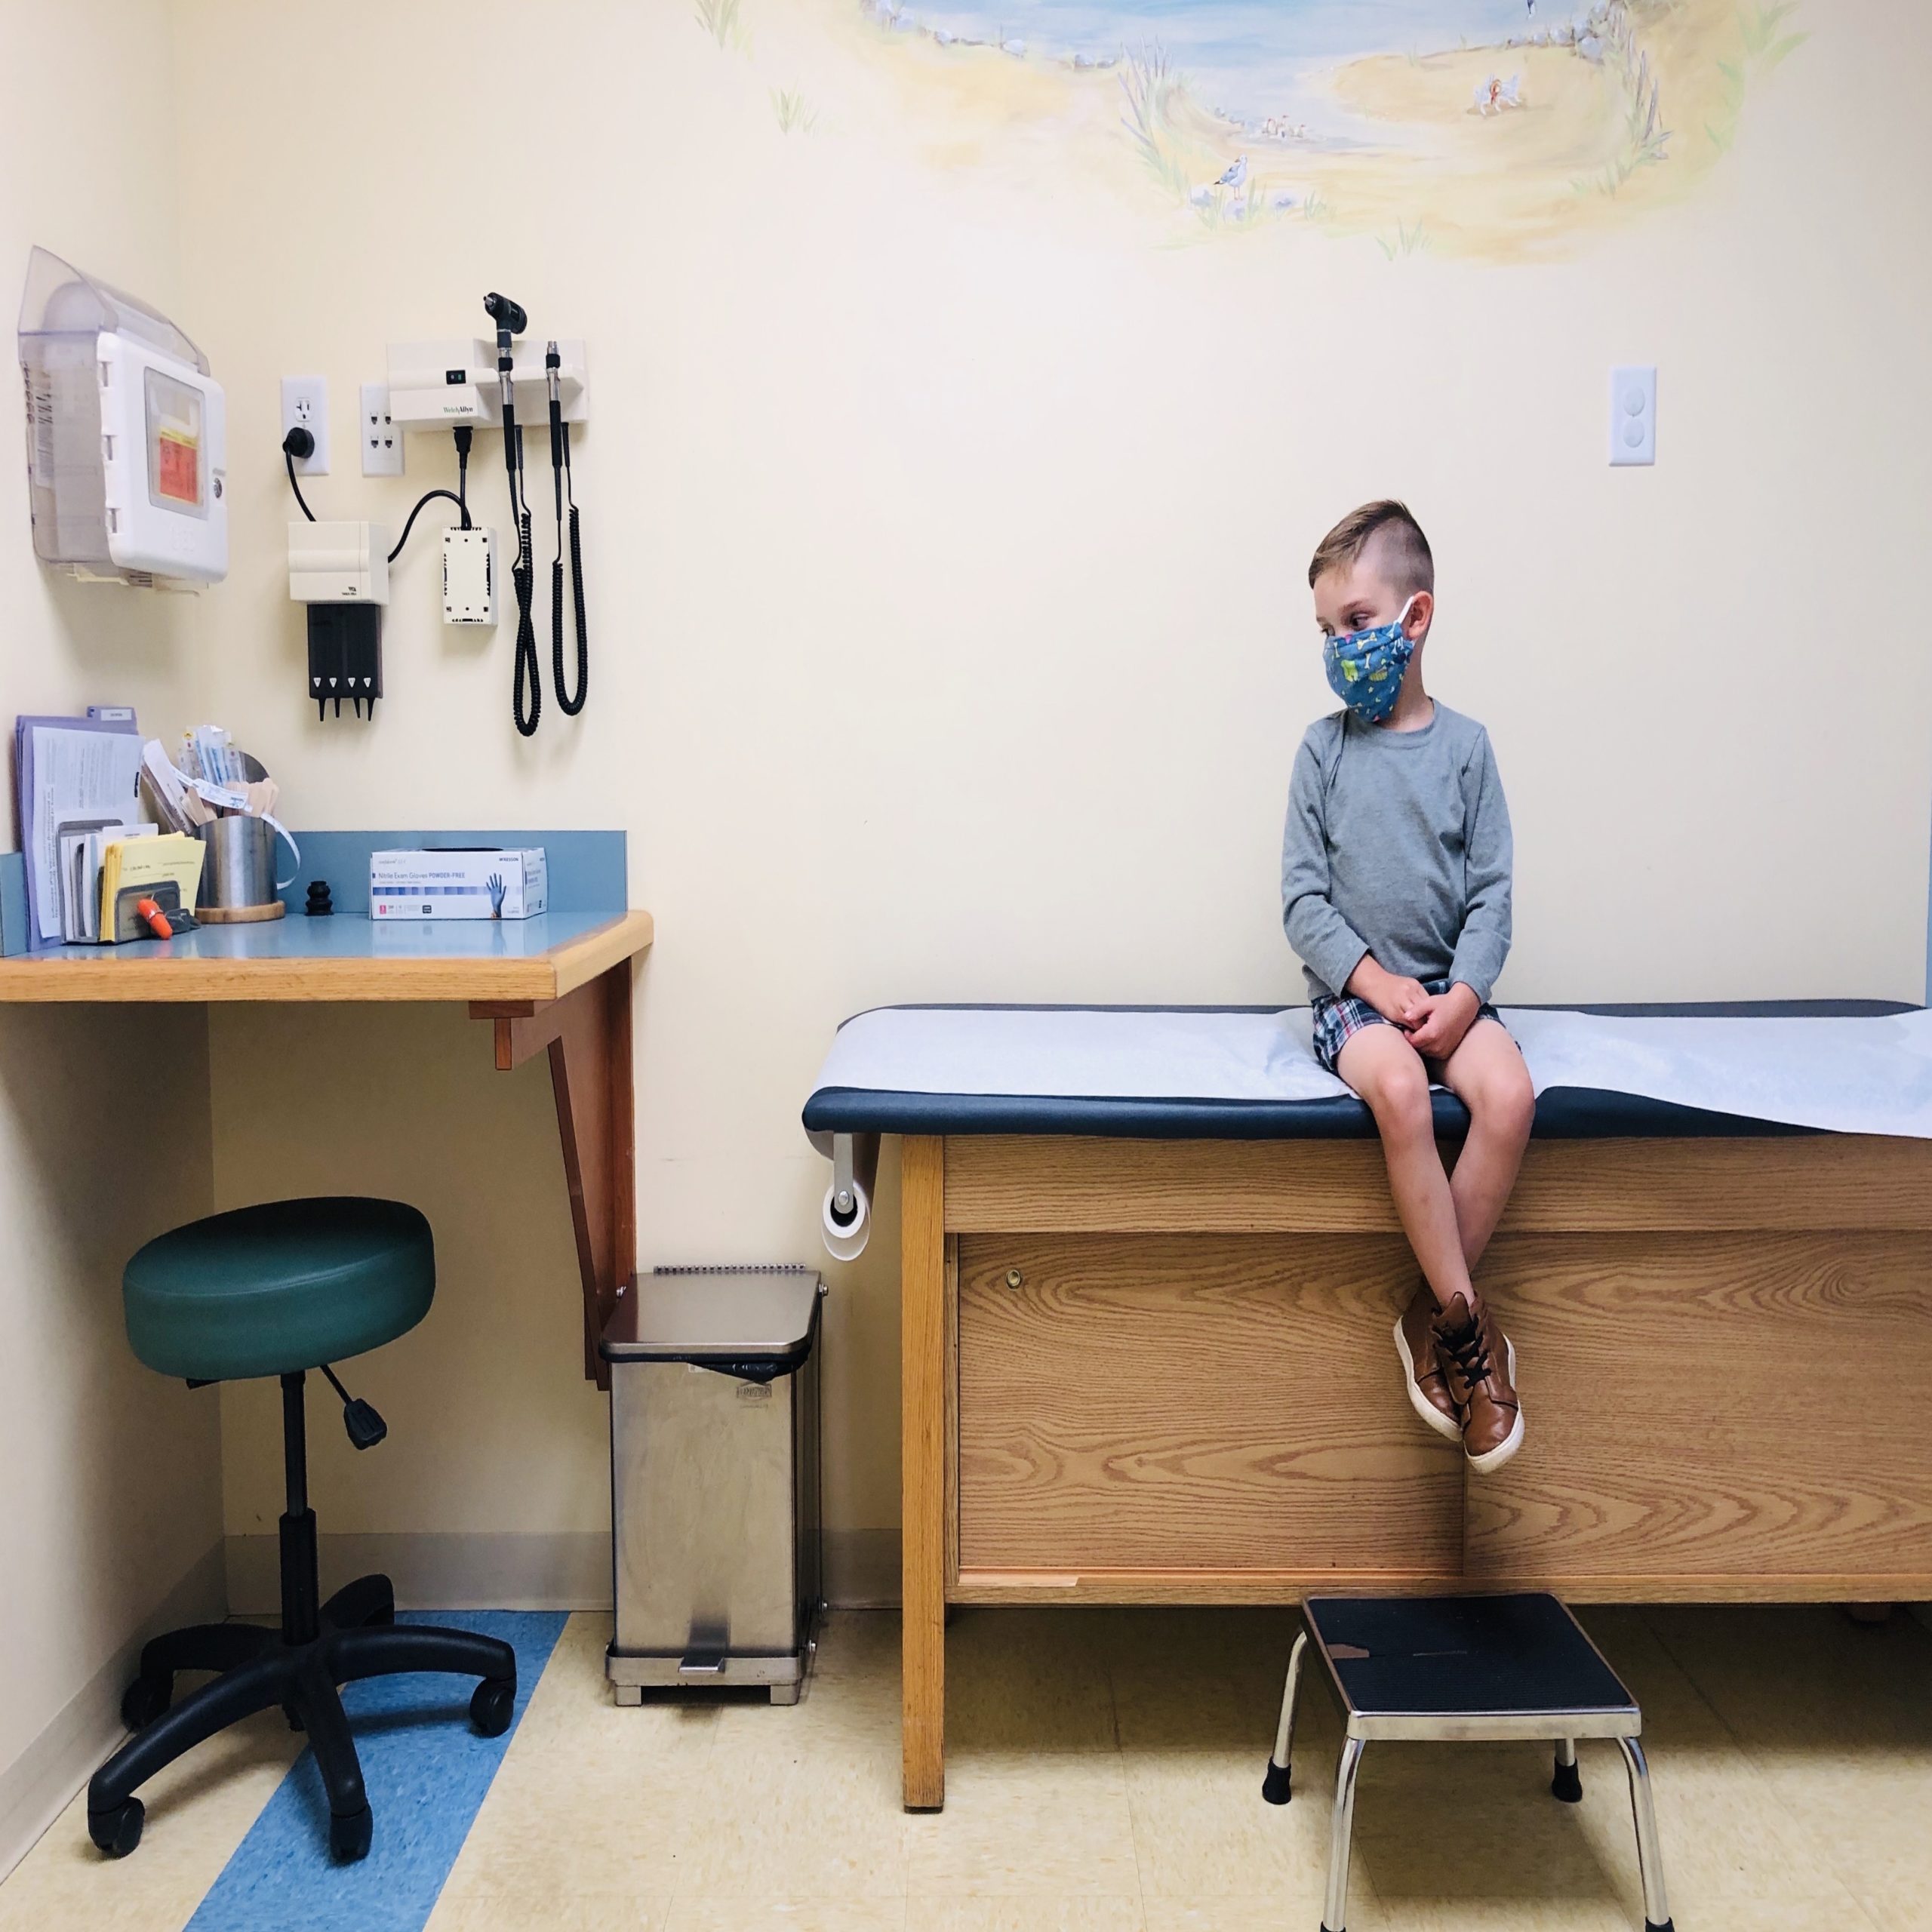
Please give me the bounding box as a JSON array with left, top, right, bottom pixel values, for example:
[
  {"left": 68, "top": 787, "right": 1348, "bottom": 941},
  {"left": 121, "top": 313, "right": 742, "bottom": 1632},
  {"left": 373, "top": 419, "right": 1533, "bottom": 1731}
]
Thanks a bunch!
[{"left": 17, "top": 246, "right": 228, "bottom": 588}]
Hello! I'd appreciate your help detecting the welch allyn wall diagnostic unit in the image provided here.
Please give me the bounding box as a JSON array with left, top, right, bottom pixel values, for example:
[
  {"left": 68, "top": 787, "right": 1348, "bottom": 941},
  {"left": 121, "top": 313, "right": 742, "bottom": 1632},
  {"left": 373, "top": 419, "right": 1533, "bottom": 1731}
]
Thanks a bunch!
[{"left": 17, "top": 245, "right": 228, "bottom": 588}]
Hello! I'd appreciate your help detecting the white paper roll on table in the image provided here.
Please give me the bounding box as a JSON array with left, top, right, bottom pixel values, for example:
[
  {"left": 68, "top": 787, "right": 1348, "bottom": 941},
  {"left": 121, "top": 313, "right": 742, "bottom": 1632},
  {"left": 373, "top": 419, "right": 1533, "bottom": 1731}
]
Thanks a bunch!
[
  {"left": 821, "top": 1177, "right": 871, "bottom": 1261},
  {"left": 820, "top": 1132, "right": 879, "bottom": 1261}
]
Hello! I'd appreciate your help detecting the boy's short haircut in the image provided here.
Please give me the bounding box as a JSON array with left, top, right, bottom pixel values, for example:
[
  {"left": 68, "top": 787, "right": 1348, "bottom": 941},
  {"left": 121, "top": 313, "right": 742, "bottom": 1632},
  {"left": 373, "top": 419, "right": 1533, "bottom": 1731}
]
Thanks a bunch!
[{"left": 1308, "top": 499, "right": 1435, "bottom": 597}]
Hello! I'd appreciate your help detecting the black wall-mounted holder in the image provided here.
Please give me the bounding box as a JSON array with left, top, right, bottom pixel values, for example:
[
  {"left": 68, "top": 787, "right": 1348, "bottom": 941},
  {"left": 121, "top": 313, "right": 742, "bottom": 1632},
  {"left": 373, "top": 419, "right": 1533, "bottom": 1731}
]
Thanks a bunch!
[{"left": 306, "top": 605, "right": 382, "bottom": 721}]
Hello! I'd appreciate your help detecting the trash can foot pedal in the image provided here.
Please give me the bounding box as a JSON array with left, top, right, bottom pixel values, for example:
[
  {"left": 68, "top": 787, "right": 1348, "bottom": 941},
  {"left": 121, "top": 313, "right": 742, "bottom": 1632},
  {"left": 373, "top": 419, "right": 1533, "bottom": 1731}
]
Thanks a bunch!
[{"left": 678, "top": 1650, "right": 727, "bottom": 1679}]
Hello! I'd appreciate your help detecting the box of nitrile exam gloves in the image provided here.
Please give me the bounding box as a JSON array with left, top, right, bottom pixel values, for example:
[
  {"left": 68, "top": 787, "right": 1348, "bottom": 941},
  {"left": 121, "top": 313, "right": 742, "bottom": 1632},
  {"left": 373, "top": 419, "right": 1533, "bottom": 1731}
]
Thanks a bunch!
[{"left": 369, "top": 848, "right": 549, "bottom": 921}]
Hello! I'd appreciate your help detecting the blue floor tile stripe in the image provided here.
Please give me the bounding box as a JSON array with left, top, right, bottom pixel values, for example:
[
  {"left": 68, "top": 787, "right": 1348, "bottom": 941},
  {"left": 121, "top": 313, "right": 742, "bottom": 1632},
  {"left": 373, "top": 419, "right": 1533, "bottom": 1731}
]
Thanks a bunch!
[{"left": 185, "top": 1611, "right": 568, "bottom": 1932}]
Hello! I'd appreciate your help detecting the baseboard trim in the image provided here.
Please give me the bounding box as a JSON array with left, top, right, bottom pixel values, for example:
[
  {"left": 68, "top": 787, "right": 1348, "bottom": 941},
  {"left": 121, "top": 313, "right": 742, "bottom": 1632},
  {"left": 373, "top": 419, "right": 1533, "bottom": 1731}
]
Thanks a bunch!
[
  {"left": 225, "top": 1528, "right": 904, "bottom": 1616},
  {"left": 224, "top": 1531, "right": 614, "bottom": 1614},
  {"left": 0, "top": 1540, "right": 226, "bottom": 1882}
]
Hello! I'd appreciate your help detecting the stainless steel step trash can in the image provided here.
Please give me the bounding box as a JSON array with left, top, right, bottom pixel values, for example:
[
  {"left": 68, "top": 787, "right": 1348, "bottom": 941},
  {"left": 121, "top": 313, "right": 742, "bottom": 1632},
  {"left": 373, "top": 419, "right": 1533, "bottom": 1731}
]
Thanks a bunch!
[{"left": 601, "top": 1266, "right": 824, "bottom": 1706}]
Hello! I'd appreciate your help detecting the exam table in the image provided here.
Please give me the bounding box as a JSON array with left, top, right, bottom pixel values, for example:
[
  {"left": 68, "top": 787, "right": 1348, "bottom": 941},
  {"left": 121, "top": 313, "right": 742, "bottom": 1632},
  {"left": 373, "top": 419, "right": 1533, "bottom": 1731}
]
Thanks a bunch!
[{"left": 804, "top": 1000, "right": 1932, "bottom": 1808}]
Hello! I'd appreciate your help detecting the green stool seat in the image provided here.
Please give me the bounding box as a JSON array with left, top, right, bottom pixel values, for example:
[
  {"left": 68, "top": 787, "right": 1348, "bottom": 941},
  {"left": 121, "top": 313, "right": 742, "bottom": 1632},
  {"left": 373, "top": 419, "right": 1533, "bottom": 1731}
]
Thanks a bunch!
[{"left": 124, "top": 1198, "right": 434, "bottom": 1382}]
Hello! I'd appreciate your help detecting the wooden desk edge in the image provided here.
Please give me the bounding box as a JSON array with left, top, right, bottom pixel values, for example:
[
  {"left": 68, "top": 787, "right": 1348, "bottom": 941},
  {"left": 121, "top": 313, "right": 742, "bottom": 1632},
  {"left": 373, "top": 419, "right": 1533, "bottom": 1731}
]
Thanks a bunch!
[{"left": 0, "top": 909, "right": 654, "bottom": 1004}]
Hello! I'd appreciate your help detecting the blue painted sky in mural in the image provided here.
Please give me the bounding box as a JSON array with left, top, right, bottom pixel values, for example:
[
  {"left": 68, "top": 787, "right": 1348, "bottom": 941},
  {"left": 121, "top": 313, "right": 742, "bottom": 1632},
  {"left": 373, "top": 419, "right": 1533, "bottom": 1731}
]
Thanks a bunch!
[{"left": 908, "top": 2, "right": 1576, "bottom": 122}]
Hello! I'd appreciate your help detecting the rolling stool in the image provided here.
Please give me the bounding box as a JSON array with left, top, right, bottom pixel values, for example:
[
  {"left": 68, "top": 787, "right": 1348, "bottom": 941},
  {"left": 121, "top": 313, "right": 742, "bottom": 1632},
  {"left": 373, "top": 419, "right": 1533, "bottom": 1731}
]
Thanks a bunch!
[
  {"left": 88, "top": 1198, "right": 516, "bottom": 1865},
  {"left": 1263, "top": 1594, "right": 1673, "bottom": 1932}
]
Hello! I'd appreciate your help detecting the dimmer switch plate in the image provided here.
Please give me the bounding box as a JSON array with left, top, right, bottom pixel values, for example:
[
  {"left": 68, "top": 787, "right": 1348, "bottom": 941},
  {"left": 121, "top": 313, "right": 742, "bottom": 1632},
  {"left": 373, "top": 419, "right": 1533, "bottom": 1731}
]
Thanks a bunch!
[{"left": 1611, "top": 365, "right": 1657, "bottom": 466}]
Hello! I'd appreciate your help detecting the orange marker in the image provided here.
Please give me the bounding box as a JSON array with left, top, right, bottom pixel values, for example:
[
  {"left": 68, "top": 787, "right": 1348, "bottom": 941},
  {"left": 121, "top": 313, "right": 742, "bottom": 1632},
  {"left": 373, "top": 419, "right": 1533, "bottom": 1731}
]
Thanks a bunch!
[{"left": 136, "top": 897, "right": 174, "bottom": 940}]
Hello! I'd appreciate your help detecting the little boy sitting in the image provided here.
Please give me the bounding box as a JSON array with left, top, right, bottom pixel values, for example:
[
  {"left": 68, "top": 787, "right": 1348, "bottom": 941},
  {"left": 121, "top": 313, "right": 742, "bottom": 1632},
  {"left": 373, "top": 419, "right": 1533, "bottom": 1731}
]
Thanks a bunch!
[{"left": 1281, "top": 500, "right": 1534, "bottom": 1473}]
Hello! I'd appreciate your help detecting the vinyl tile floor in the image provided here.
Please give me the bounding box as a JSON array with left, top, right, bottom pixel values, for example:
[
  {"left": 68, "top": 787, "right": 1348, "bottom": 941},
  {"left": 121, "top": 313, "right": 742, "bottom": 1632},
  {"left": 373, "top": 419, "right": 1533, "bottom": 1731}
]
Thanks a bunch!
[{"left": 4, "top": 1603, "right": 1930, "bottom": 1931}]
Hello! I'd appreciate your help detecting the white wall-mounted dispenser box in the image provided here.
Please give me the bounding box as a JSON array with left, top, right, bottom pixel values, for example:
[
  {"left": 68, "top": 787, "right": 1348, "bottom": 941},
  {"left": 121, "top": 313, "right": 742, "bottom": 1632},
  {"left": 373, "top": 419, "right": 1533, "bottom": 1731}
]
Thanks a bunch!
[{"left": 17, "top": 245, "right": 228, "bottom": 587}]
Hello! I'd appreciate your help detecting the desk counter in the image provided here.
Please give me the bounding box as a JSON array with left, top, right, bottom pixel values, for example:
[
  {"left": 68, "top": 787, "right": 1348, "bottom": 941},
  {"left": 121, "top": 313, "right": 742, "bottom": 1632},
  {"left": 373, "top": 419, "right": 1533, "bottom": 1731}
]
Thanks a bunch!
[{"left": 0, "top": 908, "right": 654, "bottom": 1005}]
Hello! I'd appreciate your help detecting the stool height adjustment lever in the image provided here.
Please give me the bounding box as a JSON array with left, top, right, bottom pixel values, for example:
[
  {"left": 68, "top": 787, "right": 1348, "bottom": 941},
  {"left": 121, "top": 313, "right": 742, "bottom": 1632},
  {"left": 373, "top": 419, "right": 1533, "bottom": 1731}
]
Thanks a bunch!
[{"left": 320, "top": 1363, "right": 387, "bottom": 1451}]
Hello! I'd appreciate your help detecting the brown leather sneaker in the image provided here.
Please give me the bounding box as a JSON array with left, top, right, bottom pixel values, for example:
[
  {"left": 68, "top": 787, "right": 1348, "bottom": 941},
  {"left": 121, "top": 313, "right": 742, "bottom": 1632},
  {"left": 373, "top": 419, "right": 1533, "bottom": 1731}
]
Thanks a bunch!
[
  {"left": 1393, "top": 1281, "right": 1463, "bottom": 1444},
  {"left": 1431, "top": 1291, "right": 1524, "bottom": 1474}
]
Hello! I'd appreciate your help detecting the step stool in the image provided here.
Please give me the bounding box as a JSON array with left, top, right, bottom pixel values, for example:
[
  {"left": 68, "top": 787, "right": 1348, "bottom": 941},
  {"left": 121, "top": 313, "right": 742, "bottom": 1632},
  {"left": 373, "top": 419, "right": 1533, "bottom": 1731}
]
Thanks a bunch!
[{"left": 1263, "top": 1593, "right": 1673, "bottom": 1932}]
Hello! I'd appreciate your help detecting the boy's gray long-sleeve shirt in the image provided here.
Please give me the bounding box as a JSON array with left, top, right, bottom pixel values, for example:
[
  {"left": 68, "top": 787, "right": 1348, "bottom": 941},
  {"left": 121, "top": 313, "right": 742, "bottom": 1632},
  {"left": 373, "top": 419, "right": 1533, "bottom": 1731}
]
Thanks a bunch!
[{"left": 1281, "top": 702, "right": 1513, "bottom": 1004}]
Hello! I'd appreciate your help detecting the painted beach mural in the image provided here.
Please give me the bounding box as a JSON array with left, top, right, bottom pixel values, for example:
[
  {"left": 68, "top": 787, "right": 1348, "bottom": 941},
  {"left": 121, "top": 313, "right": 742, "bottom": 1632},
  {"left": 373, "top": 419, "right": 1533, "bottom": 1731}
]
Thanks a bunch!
[{"left": 713, "top": 0, "right": 1806, "bottom": 258}]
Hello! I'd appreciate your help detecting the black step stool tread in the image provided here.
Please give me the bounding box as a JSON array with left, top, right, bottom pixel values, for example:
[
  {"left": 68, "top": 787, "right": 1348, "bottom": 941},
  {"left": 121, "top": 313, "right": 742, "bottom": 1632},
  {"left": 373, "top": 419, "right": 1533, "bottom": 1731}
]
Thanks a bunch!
[{"left": 1305, "top": 1594, "right": 1635, "bottom": 1720}]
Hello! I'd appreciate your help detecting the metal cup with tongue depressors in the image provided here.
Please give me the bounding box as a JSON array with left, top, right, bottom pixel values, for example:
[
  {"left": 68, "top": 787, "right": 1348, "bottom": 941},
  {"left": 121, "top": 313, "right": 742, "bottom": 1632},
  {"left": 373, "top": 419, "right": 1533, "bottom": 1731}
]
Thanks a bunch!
[{"left": 189, "top": 744, "right": 299, "bottom": 921}]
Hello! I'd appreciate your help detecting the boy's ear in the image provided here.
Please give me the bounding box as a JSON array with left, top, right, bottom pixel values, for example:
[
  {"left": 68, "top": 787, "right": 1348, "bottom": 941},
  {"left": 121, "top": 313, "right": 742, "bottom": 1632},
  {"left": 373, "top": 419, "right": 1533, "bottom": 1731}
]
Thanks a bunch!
[{"left": 1404, "top": 591, "right": 1434, "bottom": 639}]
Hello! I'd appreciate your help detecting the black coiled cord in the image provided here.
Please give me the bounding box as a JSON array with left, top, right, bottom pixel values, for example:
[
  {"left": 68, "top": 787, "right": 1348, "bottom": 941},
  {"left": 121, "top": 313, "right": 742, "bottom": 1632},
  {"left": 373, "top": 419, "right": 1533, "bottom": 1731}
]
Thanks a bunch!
[
  {"left": 550, "top": 426, "right": 588, "bottom": 715},
  {"left": 512, "top": 503, "right": 540, "bottom": 737}
]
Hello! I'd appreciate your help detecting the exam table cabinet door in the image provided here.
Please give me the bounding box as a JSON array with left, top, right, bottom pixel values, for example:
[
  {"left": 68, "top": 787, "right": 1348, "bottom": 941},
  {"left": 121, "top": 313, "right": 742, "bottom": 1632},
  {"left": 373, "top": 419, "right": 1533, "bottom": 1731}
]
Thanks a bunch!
[
  {"left": 954, "top": 1232, "right": 1466, "bottom": 1583},
  {"left": 954, "top": 1223, "right": 1932, "bottom": 1597}
]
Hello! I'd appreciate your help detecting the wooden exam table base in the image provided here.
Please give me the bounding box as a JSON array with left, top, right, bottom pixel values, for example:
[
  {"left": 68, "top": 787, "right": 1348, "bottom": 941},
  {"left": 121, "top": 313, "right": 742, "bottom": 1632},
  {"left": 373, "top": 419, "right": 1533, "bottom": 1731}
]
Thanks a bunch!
[{"left": 898, "top": 1131, "right": 1932, "bottom": 1810}]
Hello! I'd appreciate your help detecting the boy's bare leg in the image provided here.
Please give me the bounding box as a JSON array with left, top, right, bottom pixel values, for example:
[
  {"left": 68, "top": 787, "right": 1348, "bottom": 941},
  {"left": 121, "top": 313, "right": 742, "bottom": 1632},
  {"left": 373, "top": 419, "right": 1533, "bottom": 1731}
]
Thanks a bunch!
[
  {"left": 1435, "top": 1019, "right": 1536, "bottom": 1270},
  {"left": 1334, "top": 1025, "right": 1472, "bottom": 1308}
]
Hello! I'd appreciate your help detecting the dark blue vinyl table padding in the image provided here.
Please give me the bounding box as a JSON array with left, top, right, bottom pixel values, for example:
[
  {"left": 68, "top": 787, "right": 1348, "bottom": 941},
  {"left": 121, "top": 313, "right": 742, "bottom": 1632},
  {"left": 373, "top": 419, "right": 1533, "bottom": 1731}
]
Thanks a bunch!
[
  {"left": 124, "top": 1197, "right": 435, "bottom": 1382},
  {"left": 801, "top": 1001, "right": 1909, "bottom": 1141}
]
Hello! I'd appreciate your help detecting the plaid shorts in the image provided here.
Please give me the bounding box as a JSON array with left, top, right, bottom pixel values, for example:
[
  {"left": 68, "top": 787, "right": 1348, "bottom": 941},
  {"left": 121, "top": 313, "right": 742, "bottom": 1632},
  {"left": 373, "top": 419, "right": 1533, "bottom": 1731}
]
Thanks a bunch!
[{"left": 1311, "top": 977, "right": 1503, "bottom": 1073}]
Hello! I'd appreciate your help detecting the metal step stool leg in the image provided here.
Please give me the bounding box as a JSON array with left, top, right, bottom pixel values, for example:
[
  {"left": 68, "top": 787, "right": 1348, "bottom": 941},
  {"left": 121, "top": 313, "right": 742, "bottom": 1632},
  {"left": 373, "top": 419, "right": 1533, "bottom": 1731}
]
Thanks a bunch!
[
  {"left": 1552, "top": 1735, "right": 1583, "bottom": 1803},
  {"left": 1263, "top": 1629, "right": 1309, "bottom": 1804},
  {"left": 1321, "top": 1736, "right": 1365, "bottom": 1932},
  {"left": 1616, "top": 1737, "right": 1675, "bottom": 1932}
]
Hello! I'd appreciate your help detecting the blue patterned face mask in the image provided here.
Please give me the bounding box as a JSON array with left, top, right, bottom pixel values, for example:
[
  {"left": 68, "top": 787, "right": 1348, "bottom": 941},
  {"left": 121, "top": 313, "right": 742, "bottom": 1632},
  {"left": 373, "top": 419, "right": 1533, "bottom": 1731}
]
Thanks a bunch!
[{"left": 1323, "top": 595, "right": 1418, "bottom": 724}]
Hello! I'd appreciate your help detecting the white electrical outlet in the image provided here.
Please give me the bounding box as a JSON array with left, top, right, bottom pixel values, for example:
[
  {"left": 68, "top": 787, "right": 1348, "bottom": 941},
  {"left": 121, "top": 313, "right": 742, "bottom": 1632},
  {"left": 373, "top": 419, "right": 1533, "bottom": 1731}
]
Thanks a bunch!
[
  {"left": 1610, "top": 365, "right": 1657, "bottom": 466},
  {"left": 281, "top": 374, "right": 330, "bottom": 475},
  {"left": 359, "top": 382, "right": 403, "bottom": 477}
]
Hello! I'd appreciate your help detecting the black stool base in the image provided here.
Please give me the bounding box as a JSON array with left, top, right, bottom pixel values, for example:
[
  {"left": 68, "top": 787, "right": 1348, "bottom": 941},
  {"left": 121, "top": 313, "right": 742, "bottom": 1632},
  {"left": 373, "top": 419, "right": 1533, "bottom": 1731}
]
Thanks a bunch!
[{"left": 88, "top": 1574, "right": 514, "bottom": 1863}]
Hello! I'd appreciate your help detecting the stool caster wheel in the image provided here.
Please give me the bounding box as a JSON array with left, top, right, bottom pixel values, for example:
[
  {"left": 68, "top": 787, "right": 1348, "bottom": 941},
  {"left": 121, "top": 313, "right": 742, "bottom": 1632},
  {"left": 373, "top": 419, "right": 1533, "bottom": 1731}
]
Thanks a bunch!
[
  {"left": 121, "top": 1674, "right": 170, "bottom": 1732},
  {"left": 1261, "top": 1761, "right": 1292, "bottom": 1805},
  {"left": 330, "top": 1805, "right": 372, "bottom": 1863},
  {"left": 470, "top": 1678, "right": 515, "bottom": 1738},
  {"left": 88, "top": 1798, "right": 144, "bottom": 1858}
]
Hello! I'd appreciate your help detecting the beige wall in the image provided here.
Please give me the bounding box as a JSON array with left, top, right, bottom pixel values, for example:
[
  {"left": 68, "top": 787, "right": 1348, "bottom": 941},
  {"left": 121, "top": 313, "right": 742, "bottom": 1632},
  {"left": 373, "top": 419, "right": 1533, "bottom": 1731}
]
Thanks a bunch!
[
  {"left": 151, "top": 0, "right": 1932, "bottom": 1573},
  {"left": 0, "top": 0, "right": 220, "bottom": 1861}
]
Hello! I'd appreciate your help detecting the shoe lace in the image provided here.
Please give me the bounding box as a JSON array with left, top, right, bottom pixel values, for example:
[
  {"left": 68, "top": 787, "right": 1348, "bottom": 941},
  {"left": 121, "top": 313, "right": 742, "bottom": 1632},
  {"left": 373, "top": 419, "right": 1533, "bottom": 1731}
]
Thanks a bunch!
[{"left": 1441, "top": 1319, "right": 1494, "bottom": 1389}]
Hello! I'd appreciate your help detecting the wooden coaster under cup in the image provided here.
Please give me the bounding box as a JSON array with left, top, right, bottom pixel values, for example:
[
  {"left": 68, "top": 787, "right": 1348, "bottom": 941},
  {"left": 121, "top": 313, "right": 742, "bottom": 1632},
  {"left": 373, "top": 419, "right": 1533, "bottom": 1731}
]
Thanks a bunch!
[{"left": 195, "top": 900, "right": 287, "bottom": 924}]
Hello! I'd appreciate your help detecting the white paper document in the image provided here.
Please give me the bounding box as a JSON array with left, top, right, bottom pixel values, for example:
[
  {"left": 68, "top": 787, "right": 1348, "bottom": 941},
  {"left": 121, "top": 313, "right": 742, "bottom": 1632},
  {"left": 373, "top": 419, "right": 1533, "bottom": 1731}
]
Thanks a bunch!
[{"left": 20, "top": 721, "right": 145, "bottom": 941}]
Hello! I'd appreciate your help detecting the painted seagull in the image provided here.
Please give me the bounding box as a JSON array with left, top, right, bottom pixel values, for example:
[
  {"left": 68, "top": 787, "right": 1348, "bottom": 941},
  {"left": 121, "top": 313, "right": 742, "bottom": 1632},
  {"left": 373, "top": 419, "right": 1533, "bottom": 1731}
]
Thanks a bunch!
[{"left": 1215, "top": 155, "right": 1250, "bottom": 190}]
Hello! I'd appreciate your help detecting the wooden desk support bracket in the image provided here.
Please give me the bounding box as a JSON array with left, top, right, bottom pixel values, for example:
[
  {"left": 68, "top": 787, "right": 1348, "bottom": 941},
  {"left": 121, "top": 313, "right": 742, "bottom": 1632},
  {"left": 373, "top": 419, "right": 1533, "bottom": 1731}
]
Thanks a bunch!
[{"left": 471, "top": 961, "right": 637, "bottom": 1390}]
